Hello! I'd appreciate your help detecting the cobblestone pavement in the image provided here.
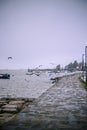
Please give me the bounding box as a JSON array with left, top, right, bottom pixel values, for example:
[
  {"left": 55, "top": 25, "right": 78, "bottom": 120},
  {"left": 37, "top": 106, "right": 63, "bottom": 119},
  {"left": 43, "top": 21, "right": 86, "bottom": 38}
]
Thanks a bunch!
[{"left": 1, "top": 74, "right": 87, "bottom": 130}]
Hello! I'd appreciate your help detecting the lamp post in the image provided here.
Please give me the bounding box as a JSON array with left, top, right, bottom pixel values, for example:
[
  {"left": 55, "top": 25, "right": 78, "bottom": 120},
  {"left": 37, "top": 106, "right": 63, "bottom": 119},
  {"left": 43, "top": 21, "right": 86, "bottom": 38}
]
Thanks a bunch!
[
  {"left": 85, "top": 46, "right": 87, "bottom": 82},
  {"left": 82, "top": 54, "right": 84, "bottom": 80},
  {"left": 82, "top": 54, "right": 84, "bottom": 71}
]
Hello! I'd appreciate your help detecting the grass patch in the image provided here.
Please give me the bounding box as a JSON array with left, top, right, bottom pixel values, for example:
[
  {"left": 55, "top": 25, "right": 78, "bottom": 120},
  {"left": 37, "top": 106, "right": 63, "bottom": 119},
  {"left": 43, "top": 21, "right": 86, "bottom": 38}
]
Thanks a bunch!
[{"left": 79, "top": 77, "right": 87, "bottom": 90}]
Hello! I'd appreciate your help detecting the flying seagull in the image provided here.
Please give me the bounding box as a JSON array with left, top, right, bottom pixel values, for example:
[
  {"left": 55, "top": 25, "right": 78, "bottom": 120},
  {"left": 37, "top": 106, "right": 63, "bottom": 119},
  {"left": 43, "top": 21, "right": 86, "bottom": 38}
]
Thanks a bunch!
[
  {"left": 39, "top": 65, "right": 42, "bottom": 67},
  {"left": 8, "top": 57, "right": 12, "bottom": 59}
]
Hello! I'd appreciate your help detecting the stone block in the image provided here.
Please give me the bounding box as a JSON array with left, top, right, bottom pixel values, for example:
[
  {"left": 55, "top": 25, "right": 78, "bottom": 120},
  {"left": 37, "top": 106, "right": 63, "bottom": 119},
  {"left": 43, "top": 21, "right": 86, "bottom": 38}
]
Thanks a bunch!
[
  {"left": 0, "top": 100, "right": 7, "bottom": 107},
  {"left": 9, "top": 100, "right": 25, "bottom": 105},
  {"left": 0, "top": 113, "right": 13, "bottom": 119},
  {"left": 0, "top": 113, "right": 15, "bottom": 126},
  {"left": 2, "top": 104, "right": 23, "bottom": 113},
  {"left": 0, "top": 108, "right": 1, "bottom": 113},
  {"left": 2, "top": 104, "right": 18, "bottom": 109},
  {"left": 1, "top": 108, "right": 18, "bottom": 113}
]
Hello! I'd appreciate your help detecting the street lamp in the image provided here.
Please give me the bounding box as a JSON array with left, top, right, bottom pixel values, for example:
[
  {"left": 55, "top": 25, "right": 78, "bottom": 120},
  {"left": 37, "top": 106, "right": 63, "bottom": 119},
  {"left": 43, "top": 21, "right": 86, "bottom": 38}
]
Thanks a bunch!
[
  {"left": 82, "top": 54, "right": 84, "bottom": 71},
  {"left": 82, "top": 54, "right": 84, "bottom": 80},
  {"left": 85, "top": 46, "right": 87, "bottom": 82}
]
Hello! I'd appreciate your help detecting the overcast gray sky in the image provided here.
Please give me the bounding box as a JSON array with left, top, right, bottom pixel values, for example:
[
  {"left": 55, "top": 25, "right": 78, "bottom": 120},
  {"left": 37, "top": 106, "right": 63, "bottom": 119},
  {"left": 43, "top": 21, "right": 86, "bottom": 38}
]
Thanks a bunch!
[{"left": 0, "top": 0, "right": 87, "bottom": 69}]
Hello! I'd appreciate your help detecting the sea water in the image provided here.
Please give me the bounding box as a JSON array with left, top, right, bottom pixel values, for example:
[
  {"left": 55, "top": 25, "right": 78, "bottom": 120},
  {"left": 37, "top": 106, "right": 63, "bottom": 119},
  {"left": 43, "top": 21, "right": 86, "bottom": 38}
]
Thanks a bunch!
[
  {"left": 0, "top": 69, "right": 56, "bottom": 99},
  {"left": 0, "top": 69, "right": 79, "bottom": 99}
]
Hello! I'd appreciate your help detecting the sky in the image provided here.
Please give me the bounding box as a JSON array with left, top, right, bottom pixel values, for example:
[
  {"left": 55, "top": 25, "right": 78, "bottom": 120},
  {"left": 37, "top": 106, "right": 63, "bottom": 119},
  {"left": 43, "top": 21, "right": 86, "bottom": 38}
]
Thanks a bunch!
[{"left": 0, "top": 0, "right": 87, "bottom": 69}]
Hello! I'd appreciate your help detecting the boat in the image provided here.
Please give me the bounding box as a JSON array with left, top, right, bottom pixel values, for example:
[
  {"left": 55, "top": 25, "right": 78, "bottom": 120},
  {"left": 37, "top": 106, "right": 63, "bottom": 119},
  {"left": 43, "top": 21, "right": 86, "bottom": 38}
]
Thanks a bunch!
[{"left": 0, "top": 74, "right": 10, "bottom": 79}]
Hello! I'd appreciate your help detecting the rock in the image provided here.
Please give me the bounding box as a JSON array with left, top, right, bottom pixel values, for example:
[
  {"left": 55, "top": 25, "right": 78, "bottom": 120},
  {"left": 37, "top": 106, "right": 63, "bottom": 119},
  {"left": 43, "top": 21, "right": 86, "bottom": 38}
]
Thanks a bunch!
[
  {"left": 0, "top": 98, "right": 32, "bottom": 126},
  {"left": 0, "top": 113, "right": 13, "bottom": 120},
  {"left": 2, "top": 104, "right": 18, "bottom": 113},
  {"left": 9, "top": 100, "right": 25, "bottom": 105},
  {"left": 0, "top": 100, "right": 8, "bottom": 106},
  {"left": 0, "top": 108, "right": 2, "bottom": 113},
  {"left": 50, "top": 77, "right": 60, "bottom": 84},
  {"left": 1, "top": 108, "right": 18, "bottom": 113},
  {"left": 2, "top": 104, "right": 18, "bottom": 109},
  {"left": 2, "top": 104, "right": 23, "bottom": 113},
  {"left": 0, "top": 113, "right": 15, "bottom": 126}
]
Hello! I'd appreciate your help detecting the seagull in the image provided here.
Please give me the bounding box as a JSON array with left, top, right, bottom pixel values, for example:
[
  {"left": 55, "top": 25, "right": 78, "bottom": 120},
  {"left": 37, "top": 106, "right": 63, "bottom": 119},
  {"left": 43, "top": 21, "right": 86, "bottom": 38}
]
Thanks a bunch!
[
  {"left": 50, "top": 63, "right": 55, "bottom": 65},
  {"left": 39, "top": 65, "right": 42, "bottom": 67},
  {"left": 8, "top": 57, "right": 12, "bottom": 59}
]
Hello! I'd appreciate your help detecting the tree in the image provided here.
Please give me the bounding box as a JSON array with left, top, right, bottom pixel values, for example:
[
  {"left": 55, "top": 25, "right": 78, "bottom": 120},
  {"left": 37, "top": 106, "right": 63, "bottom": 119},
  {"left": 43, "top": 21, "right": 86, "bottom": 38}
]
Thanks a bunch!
[
  {"left": 65, "top": 60, "right": 79, "bottom": 71},
  {"left": 73, "top": 60, "right": 78, "bottom": 68},
  {"left": 56, "top": 64, "right": 61, "bottom": 71}
]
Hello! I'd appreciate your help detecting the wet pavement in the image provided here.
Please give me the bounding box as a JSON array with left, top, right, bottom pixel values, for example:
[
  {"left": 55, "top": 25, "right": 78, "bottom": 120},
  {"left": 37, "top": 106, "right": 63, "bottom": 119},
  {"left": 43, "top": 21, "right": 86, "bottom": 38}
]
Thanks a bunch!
[{"left": 0, "top": 74, "right": 87, "bottom": 130}]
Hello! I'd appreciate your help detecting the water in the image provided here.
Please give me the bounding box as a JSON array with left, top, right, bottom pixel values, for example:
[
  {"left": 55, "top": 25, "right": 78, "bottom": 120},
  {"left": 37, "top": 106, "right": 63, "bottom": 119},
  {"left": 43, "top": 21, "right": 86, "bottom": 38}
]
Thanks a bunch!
[
  {"left": 0, "top": 70, "right": 49, "bottom": 99},
  {"left": 0, "top": 70, "right": 81, "bottom": 99},
  {"left": 0, "top": 69, "right": 63, "bottom": 99}
]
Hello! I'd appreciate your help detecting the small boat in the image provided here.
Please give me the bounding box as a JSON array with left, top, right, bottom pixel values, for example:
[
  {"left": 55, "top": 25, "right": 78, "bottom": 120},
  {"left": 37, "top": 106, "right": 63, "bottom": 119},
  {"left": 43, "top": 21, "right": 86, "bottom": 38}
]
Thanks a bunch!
[
  {"left": 26, "top": 72, "right": 34, "bottom": 75},
  {"left": 0, "top": 74, "right": 10, "bottom": 79}
]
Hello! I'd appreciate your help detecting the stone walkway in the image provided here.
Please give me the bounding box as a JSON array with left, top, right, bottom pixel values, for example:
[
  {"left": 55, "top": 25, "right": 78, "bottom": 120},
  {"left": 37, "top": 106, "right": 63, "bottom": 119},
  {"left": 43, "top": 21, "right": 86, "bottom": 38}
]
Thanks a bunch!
[
  {"left": 0, "top": 98, "right": 34, "bottom": 126},
  {"left": 0, "top": 74, "right": 87, "bottom": 130}
]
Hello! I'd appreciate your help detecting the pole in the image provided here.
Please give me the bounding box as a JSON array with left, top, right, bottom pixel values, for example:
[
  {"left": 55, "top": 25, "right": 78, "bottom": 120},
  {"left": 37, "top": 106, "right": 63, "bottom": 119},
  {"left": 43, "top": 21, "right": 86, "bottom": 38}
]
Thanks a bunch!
[
  {"left": 82, "top": 54, "right": 84, "bottom": 80},
  {"left": 85, "top": 46, "right": 87, "bottom": 83},
  {"left": 82, "top": 54, "right": 84, "bottom": 70}
]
